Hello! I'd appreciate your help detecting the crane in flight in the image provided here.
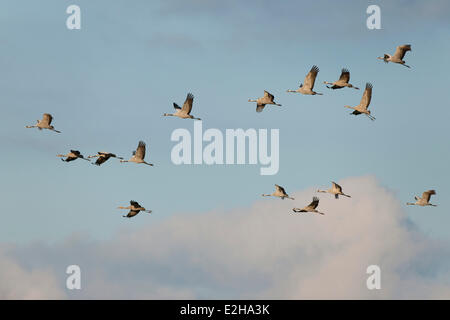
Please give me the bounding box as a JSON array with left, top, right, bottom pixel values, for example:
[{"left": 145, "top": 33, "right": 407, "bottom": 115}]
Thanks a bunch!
[
  {"left": 118, "top": 200, "right": 152, "bottom": 218},
  {"left": 407, "top": 190, "right": 437, "bottom": 207},
  {"left": 293, "top": 197, "right": 324, "bottom": 215},
  {"left": 57, "top": 150, "right": 90, "bottom": 162},
  {"left": 262, "top": 184, "right": 294, "bottom": 200},
  {"left": 287, "top": 65, "right": 323, "bottom": 95},
  {"left": 120, "top": 141, "right": 153, "bottom": 166},
  {"left": 248, "top": 90, "right": 282, "bottom": 113},
  {"left": 344, "top": 83, "right": 376, "bottom": 120},
  {"left": 163, "top": 93, "right": 201, "bottom": 120},
  {"left": 317, "top": 182, "right": 351, "bottom": 199},
  {"left": 25, "top": 113, "right": 61, "bottom": 133},
  {"left": 88, "top": 152, "right": 123, "bottom": 166},
  {"left": 377, "top": 44, "right": 412, "bottom": 68},
  {"left": 323, "top": 68, "right": 359, "bottom": 90}
]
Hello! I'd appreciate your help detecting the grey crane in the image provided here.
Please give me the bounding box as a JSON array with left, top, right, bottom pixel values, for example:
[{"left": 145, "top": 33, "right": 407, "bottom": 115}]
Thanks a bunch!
[
  {"left": 293, "top": 197, "right": 324, "bottom": 215},
  {"left": 287, "top": 65, "right": 323, "bottom": 95},
  {"left": 118, "top": 200, "right": 152, "bottom": 218},
  {"left": 377, "top": 44, "right": 412, "bottom": 68},
  {"left": 407, "top": 190, "right": 437, "bottom": 207},
  {"left": 262, "top": 184, "right": 294, "bottom": 200},
  {"left": 88, "top": 152, "right": 123, "bottom": 166},
  {"left": 25, "top": 113, "right": 61, "bottom": 133},
  {"left": 344, "top": 83, "right": 376, "bottom": 120},
  {"left": 248, "top": 90, "right": 282, "bottom": 113},
  {"left": 57, "top": 150, "right": 90, "bottom": 162},
  {"left": 164, "top": 93, "right": 201, "bottom": 120},
  {"left": 324, "top": 68, "right": 359, "bottom": 90},
  {"left": 317, "top": 181, "right": 351, "bottom": 199},
  {"left": 120, "top": 141, "right": 153, "bottom": 166}
]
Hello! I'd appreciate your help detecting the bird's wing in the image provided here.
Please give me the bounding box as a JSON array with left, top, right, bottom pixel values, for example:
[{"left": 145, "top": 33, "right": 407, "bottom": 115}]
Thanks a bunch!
[
  {"left": 135, "top": 141, "right": 146, "bottom": 160},
  {"left": 275, "top": 184, "right": 287, "bottom": 194},
  {"left": 339, "top": 68, "right": 350, "bottom": 83},
  {"left": 95, "top": 156, "right": 108, "bottom": 165},
  {"left": 359, "top": 83, "right": 373, "bottom": 109},
  {"left": 70, "top": 150, "right": 81, "bottom": 156},
  {"left": 130, "top": 200, "right": 140, "bottom": 207},
  {"left": 182, "top": 93, "right": 194, "bottom": 114},
  {"left": 264, "top": 90, "right": 275, "bottom": 101},
  {"left": 422, "top": 190, "right": 436, "bottom": 202},
  {"left": 393, "top": 44, "right": 411, "bottom": 60},
  {"left": 303, "top": 65, "right": 319, "bottom": 89},
  {"left": 332, "top": 181, "right": 343, "bottom": 192},
  {"left": 256, "top": 104, "right": 265, "bottom": 113},
  {"left": 42, "top": 113, "right": 53, "bottom": 125},
  {"left": 308, "top": 197, "right": 320, "bottom": 209},
  {"left": 127, "top": 210, "right": 140, "bottom": 218},
  {"left": 173, "top": 103, "right": 181, "bottom": 110}
]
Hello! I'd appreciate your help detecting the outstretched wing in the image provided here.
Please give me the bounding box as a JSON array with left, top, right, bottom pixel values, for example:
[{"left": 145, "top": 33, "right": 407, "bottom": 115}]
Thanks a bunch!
[
  {"left": 275, "top": 184, "right": 287, "bottom": 195},
  {"left": 393, "top": 44, "right": 411, "bottom": 60},
  {"left": 70, "top": 150, "right": 81, "bottom": 156},
  {"left": 303, "top": 65, "right": 319, "bottom": 90},
  {"left": 308, "top": 197, "right": 320, "bottom": 210},
  {"left": 338, "top": 68, "right": 350, "bottom": 83},
  {"left": 422, "top": 190, "right": 436, "bottom": 202},
  {"left": 359, "top": 83, "right": 373, "bottom": 109},
  {"left": 256, "top": 104, "right": 265, "bottom": 113},
  {"left": 42, "top": 113, "right": 53, "bottom": 125},
  {"left": 173, "top": 103, "right": 181, "bottom": 110},
  {"left": 182, "top": 93, "right": 194, "bottom": 114},
  {"left": 135, "top": 141, "right": 146, "bottom": 160},
  {"left": 263, "top": 90, "right": 275, "bottom": 101},
  {"left": 130, "top": 200, "right": 140, "bottom": 207},
  {"left": 95, "top": 156, "right": 109, "bottom": 166},
  {"left": 98, "top": 152, "right": 114, "bottom": 158},
  {"left": 332, "top": 181, "right": 343, "bottom": 192},
  {"left": 126, "top": 210, "right": 140, "bottom": 218}
]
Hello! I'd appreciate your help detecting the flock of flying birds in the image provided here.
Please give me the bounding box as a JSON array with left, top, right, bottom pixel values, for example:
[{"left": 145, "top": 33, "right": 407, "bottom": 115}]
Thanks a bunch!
[{"left": 24, "top": 44, "right": 437, "bottom": 218}]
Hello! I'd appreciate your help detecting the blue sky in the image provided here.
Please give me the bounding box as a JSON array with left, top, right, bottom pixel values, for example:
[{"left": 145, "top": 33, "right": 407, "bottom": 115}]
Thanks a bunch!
[{"left": 0, "top": 0, "right": 449, "bottom": 247}]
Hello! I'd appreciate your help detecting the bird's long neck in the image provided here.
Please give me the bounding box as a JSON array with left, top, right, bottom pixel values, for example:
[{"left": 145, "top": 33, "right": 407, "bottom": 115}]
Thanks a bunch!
[
  {"left": 163, "top": 113, "right": 174, "bottom": 116},
  {"left": 317, "top": 190, "right": 326, "bottom": 193},
  {"left": 118, "top": 206, "right": 130, "bottom": 210}
]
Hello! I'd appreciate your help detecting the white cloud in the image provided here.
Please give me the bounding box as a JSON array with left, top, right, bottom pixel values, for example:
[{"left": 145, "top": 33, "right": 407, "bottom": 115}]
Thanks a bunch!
[
  {"left": 1, "top": 175, "right": 449, "bottom": 299},
  {"left": 0, "top": 247, "right": 65, "bottom": 299}
]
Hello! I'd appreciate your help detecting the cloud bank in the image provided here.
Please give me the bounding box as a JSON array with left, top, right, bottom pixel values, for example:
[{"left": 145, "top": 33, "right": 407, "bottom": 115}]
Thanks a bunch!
[{"left": 1, "top": 176, "right": 449, "bottom": 299}]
